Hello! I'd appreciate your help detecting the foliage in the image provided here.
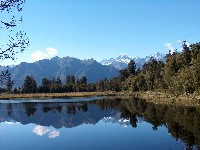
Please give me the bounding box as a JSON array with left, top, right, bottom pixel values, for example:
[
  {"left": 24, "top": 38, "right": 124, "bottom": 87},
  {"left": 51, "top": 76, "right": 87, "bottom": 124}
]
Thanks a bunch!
[
  {"left": 3, "top": 41, "right": 200, "bottom": 97},
  {"left": 0, "top": 0, "right": 29, "bottom": 88},
  {"left": 111, "top": 42, "right": 200, "bottom": 96},
  {"left": 6, "top": 72, "right": 14, "bottom": 93},
  {"left": 0, "top": 0, "right": 29, "bottom": 60},
  {"left": 18, "top": 75, "right": 96, "bottom": 93},
  {"left": 21, "top": 76, "right": 37, "bottom": 93}
]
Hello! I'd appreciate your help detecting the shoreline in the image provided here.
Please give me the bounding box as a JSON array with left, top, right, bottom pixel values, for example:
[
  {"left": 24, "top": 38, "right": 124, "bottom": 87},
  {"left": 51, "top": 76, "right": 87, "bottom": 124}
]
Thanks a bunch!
[
  {"left": 130, "top": 91, "right": 200, "bottom": 106},
  {"left": 0, "top": 92, "right": 117, "bottom": 100},
  {"left": 1, "top": 91, "right": 200, "bottom": 106}
]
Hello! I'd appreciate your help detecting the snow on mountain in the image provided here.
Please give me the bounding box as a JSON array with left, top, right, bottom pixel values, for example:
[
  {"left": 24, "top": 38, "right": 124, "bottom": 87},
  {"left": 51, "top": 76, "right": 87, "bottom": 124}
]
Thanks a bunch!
[
  {"left": 101, "top": 58, "right": 116, "bottom": 65},
  {"left": 116, "top": 54, "right": 133, "bottom": 64},
  {"left": 100, "top": 52, "right": 165, "bottom": 70},
  {"left": 146, "top": 52, "right": 165, "bottom": 61},
  {"left": 102, "top": 112, "right": 130, "bottom": 128},
  {"left": 102, "top": 112, "right": 144, "bottom": 128}
]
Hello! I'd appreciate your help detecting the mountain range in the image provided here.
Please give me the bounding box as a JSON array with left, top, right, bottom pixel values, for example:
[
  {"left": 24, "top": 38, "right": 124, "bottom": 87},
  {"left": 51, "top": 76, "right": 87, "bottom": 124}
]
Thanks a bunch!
[
  {"left": 100, "top": 52, "right": 166, "bottom": 70},
  {"left": 0, "top": 101, "right": 129, "bottom": 129},
  {"left": 8, "top": 56, "right": 119, "bottom": 88},
  {"left": 5, "top": 52, "right": 166, "bottom": 88}
]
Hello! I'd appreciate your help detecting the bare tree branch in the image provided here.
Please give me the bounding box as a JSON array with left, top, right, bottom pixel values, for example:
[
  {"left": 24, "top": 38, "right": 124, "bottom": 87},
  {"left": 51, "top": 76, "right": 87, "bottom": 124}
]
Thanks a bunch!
[{"left": 0, "top": 0, "right": 28, "bottom": 86}]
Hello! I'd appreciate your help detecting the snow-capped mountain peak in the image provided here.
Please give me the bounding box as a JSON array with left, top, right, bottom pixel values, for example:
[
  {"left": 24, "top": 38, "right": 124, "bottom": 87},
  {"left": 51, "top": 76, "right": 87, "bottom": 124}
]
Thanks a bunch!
[
  {"left": 100, "top": 52, "right": 165, "bottom": 70},
  {"left": 150, "top": 52, "right": 164, "bottom": 59},
  {"left": 116, "top": 54, "right": 132, "bottom": 64},
  {"left": 101, "top": 58, "right": 116, "bottom": 65}
]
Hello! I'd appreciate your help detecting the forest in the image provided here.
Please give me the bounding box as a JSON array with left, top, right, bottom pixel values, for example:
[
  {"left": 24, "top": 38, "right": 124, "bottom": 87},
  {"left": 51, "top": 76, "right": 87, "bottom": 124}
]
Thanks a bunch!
[{"left": 4, "top": 42, "right": 200, "bottom": 97}]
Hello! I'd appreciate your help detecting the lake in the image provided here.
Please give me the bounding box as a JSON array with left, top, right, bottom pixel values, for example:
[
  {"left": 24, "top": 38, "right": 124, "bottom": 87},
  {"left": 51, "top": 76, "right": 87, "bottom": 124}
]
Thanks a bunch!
[{"left": 0, "top": 97, "right": 199, "bottom": 150}]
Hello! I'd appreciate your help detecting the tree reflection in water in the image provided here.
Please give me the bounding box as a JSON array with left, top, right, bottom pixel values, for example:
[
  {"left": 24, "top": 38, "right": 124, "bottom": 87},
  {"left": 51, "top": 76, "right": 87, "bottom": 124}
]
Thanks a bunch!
[{"left": 0, "top": 97, "right": 199, "bottom": 149}]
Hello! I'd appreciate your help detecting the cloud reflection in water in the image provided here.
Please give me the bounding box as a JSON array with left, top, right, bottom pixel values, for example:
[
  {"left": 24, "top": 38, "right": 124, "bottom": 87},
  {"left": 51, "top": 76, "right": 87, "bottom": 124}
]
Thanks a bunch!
[{"left": 32, "top": 125, "right": 60, "bottom": 139}]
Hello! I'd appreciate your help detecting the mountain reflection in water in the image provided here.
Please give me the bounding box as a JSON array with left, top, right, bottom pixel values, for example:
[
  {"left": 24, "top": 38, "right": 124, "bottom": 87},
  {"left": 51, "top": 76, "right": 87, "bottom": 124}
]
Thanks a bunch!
[{"left": 0, "top": 97, "right": 199, "bottom": 150}]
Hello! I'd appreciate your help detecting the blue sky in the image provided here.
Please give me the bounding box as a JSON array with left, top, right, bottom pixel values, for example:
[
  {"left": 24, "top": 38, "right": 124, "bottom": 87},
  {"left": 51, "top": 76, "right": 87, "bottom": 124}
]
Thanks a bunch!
[{"left": 1, "top": 0, "right": 200, "bottom": 65}]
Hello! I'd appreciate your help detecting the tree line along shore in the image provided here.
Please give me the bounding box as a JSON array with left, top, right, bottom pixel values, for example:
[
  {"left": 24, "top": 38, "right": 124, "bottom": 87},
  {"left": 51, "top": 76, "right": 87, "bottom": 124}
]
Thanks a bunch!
[
  {"left": 0, "top": 91, "right": 200, "bottom": 107},
  {"left": 2, "top": 42, "right": 200, "bottom": 102}
]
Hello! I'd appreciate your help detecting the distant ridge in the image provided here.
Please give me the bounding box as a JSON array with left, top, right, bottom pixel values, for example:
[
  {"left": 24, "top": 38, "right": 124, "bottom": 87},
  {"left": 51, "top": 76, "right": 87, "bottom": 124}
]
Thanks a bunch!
[
  {"left": 100, "top": 52, "right": 166, "bottom": 70},
  {"left": 6, "top": 53, "right": 166, "bottom": 87},
  {"left": 9, "top": 56, "right": 119, "bottom": 88}
]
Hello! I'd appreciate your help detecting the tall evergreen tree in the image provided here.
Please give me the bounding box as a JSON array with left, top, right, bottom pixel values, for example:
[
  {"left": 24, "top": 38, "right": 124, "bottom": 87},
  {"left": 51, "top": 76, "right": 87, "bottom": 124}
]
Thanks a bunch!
[
  {"left": 40, "top": 78, "right": 51, "bottom": 93},
  {"left": 127, "top": 60, "right": 136, "bottom": 76},
  {"left": 182, "top": 41, "right": 191, "bottom": 66},
  {"left": 71, "top": 75, "right": 76, "bottom": 84},
  {"left": 22, "top": 76, "right": 37, "bottom": 93},
  {"left": 66, "top": 75, "right": 71, "bottom": 84},
  {"left": 80, "top": 76, "right": 87, "bottom": 84},
  {"left": 6, "top": 73, "right": 13, "bottom": 93}
]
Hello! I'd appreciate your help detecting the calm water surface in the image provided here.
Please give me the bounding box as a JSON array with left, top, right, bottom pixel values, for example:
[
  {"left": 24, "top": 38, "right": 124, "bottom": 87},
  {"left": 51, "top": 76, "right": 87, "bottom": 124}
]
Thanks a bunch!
[{"left": 0, "top": 97, "right": 199, "bottom": 150}]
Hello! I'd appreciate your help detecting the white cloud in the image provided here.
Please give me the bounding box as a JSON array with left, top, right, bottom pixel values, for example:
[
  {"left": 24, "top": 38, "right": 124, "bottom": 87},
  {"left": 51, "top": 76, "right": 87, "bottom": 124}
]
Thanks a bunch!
[
  {"left": 32, "top": 125, "right": 50, "bottom": 136},
  {"left": 4, "top": 121, "right": 15, "bottom": 125},
  {"left": 46, "top": 48, "right": 58, "bottom": 56},
  {"left": 32, "top": 125, "right": 60, "bottom": 139},
  {"left": 165, "top": 43, "right": 175, "bottom": 54},
  {"left": 48, "top": 130, "right": 60, "bottom": 139},
  {"left": 31, "top": 48, "right": 58, "bottom": 62},
  {"left": 31, "top": 50, "right": 49, "bottom": 61}
]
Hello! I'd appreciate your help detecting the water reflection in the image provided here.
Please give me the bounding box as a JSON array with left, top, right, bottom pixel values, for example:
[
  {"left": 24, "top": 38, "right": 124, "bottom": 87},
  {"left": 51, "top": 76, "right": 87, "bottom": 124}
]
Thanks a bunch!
[
  {"left": 32, "top": 125, "right": 60, "bottom": 138},
  {"left": 0, "top": 98, "right": 199, "bottom": 149},
  {"left": 0, "top": 100, "right": 120, "bottom": 128}
]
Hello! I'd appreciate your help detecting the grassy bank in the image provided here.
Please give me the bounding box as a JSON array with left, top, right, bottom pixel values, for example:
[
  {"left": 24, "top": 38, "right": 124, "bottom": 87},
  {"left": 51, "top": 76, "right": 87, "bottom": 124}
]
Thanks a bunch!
[
  {"left": 0, "top": 92, "right": 117, "bottom": 100},
  {"left": 1, "top": 91, "right": 200, "bottom": 106},
  {"left": 130, "top": 91, "right": 200, "bottom": 106}
]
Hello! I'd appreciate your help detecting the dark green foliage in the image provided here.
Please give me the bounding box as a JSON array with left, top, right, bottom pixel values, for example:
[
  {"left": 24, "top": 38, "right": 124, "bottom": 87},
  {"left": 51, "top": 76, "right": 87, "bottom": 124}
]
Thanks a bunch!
[
  {"left": 130, "top": 74, "right": 148, "bottom": 92},
  {"left": 38, "top": 78, "right": 51, "bottom": 93},
  {"left": 13, "top": 88, "right": 18, "bottom": 94},
  {"left": 182, "top": 41, "right": 192, "bottom": 66},
  {"left": 96, "top": 80, "right": 105, "bottom": 92},
  {"left": 98, "top": 42, "right": 200, "bottom": 96},
  {"left": 96, "top": 77, "right": 121, "bottom": 92},
  {"left": 110, "top": 78, "right": 121, "bottom": 92},
  {"left": 120, "top": 69, "right": 129, "bottom": 80},
  {"left": 119, "top": 60, "right": 136, "bottom": 81},
  {"left": 66, "top": 75, "right": 71, "bottom": 85},
  {"left": 22, "top": 76, "right": 37, "bottom": 93},
  {"left": 7, "top": 41, "right": 200, "bottom": 96},
  {"left": 71, "top": 75, "right": 76, "bottom": 84},
  {"left": 6, "top": 73, "right": 13, "bottom": 93},
  {"left": 20, "top": 75, "right": 96, "bottom": 93},
  {"left": 66, "top": 75, "right": 76, "bottom": 85},
  {"left": 80, "top": 76, "right": 87, "bottom": 84},
  {"left": 0, "top": 88, "right": 6, "bottom": 93},
  {"left": 127, "top": 60, "right": 136, "bottom": 75},
  {"left": 162, "top": 42, "right": 200, "bottom": 95},
  {"left": 49, "top": 77, "right": 63, "bottom": 93}
]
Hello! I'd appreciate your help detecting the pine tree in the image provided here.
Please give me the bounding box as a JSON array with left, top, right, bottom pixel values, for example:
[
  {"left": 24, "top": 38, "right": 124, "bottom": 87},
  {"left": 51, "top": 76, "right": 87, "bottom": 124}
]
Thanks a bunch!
[
  {"left": 127, "top": 60, "right": 136, "bottom": 76},
  {"left": 66, "top": 75, "right": 71, "bottom": 84},
  {"left": 13, "top": 88, "right": 18, "bottom": 94},
  {"left": 40, "top": 78, "right": 51, "bottom": 93},
  {"left": 80, "top": 76, "right": 87, "bottom": 84},
  {"left": 6, "top": 73, "right": 13, "bottom": 93},
  {"left": 182, "top": 41, "right": 191, "bottom": 66},
  {"left": 70, "top": 75, "right": 76, "bottom": 84},
  {"left": 22, "top": 76, "right": 37, "bottom": 93}
]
